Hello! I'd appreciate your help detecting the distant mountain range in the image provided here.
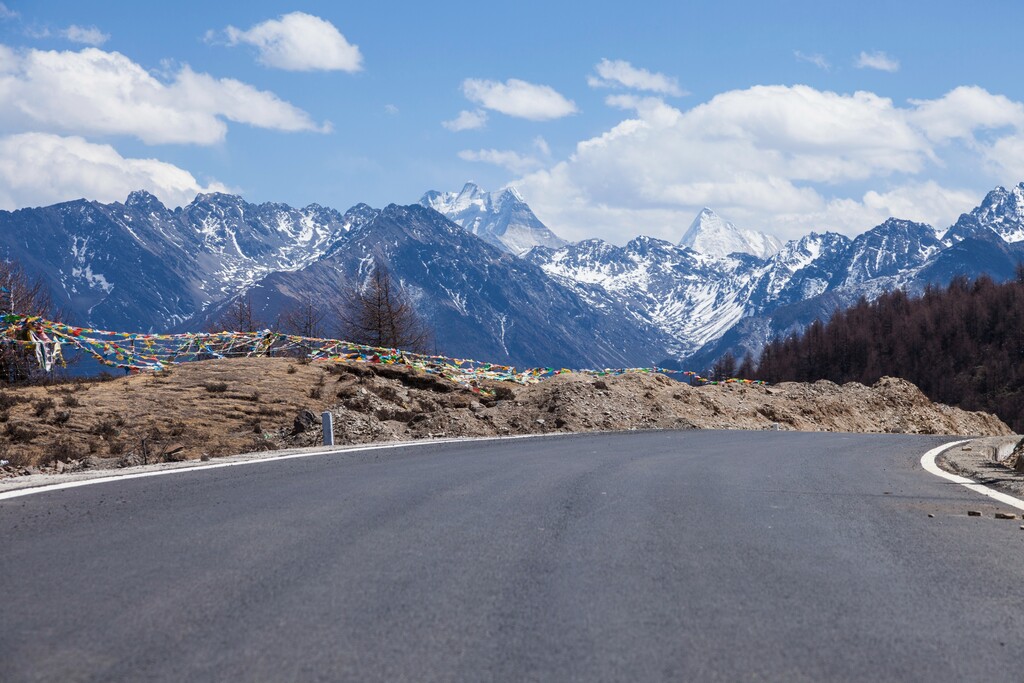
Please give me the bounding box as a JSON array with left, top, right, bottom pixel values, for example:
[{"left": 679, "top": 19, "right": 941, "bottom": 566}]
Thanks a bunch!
[{"left": 1, "top": 181, "right": 1023, "bottom": 370}]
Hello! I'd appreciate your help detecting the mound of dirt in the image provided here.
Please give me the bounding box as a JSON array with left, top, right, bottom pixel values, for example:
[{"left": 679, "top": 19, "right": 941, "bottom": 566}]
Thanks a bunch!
[{"left": 0, "top": 358, "right": 1011, "bottom": 476}]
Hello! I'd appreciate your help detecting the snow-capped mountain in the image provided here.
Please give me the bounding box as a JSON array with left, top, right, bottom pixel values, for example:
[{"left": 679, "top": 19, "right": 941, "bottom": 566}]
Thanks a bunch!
[
  {"left": 531, "top": 189, "right": 1024, "bottom": 367},
  {"left": 420, "top": 182, "right": 566, "bottom": 255},
  {"left": 679, "top": 208, "right": 783, "bottom": 259},
  {"left": 0, "top": 191, "right": 352, "bottom": 331},
  {"left": 3, "top": 182, "right": 1024, "bottom": 371},
  {"left": 945, "top": 182, "right": 1024, "bottom": 245},
  {"left": 223, "top": 204, "right": 673, "bottom": 368}
]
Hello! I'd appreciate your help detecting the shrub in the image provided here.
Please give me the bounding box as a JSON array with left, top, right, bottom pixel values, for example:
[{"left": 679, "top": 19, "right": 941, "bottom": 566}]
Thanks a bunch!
[
  {"left": 60, "top": 395, "right": 82, "bottom": 407},
  {"left": 32, "top": 397, "right": 56, "bottom": 417},
  {"left": 5, "top": 422, "right": 40, "bottom": 443}
]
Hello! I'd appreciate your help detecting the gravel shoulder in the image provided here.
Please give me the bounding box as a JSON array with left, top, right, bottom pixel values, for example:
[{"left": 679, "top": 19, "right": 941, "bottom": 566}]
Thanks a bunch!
[{"left": 937, "top": 435, "right": 1024, "bottom": 499}]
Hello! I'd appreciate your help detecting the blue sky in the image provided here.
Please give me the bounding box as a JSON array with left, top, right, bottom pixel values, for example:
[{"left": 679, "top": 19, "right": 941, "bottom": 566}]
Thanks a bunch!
[{"left": 2, "top": 1, "right": 1024, "bottom": 244}]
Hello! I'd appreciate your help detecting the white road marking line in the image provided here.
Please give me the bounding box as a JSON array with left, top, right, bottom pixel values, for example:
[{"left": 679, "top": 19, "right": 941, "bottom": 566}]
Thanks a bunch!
[
  {"left": 0, "top": 433, "right": 554, "bottom": 502},
  {"left": 920, "top": 440, "right": 1024, "bottom": 511}
]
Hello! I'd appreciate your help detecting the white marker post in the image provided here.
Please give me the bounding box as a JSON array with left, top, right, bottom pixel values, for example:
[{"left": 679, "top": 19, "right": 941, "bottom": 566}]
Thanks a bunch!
[{"left": 322, "top": 411, "right": 335, "bottom": 446}]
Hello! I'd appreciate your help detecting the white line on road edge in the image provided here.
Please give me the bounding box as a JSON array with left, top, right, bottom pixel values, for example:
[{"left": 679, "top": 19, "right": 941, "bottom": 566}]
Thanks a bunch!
[
  {"left": 920, "top": 440, "right": 1024, "bottom": 512},
  {"left": 0, "top": 433, "right": 555, "bottom": 502}
]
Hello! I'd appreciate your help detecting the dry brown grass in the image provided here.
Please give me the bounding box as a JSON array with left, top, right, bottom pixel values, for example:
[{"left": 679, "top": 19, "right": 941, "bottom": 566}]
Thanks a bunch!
[
  {"left": 0, "top": 358, "right": 339, "bottom": 468},
  {"left": 0, "top": 357, "right": 1012, "bottom": 474}
]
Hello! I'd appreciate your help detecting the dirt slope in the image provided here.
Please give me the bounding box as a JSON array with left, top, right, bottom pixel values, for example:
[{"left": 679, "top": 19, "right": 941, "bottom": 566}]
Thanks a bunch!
[{"left": 0, "top": 358, "right": 1011, "bottom": 476}]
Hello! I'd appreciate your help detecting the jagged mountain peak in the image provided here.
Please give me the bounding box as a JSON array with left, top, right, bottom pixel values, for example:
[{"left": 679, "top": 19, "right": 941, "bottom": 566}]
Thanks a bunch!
[
  {"left": 678, "top": 208, "right": 782, "bottom": 259},
  {"left": 969, "top": 183, "right": 1024, "bottom": 243},
  {"left": 124, "top": 190, "right": 167, "bottom": 213},
  {"left": 420, "top": 182, "right": 566, "bottom": 255}
]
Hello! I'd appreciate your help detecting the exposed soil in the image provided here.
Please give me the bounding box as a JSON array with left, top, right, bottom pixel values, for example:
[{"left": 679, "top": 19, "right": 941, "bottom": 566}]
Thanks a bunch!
[{"left": 0, "top": 357, "right": 1011, "bottom": 477}]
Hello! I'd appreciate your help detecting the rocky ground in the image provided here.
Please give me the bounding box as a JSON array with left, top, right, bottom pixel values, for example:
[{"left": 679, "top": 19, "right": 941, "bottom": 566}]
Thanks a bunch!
[
  {"left": 0, "top": 357, "right": 1012, "bottom": 477},
  {"left": 939, "top": 435, "right": 1024, "bottom": 498}
]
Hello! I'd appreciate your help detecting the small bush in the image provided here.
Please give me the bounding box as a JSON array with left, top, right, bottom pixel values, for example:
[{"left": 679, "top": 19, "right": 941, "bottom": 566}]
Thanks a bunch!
[
  {"left": 32, "top": 397, "right": 56, "bottom": 417},
  {"left": 5, "top": 422, "right": 40, "bottom": 443},
  {"left": 60, "top": 395, "right": 82, "bottom": 408},
  {"left": 308, "top": 386, "right": 322, "bottom": 399},
  {"left": 43, "top": 436, "right": 78, "bottom": 465},
  {"left": 91, "top": 415, "right": 126, "bottom": 438},
  {"left": 52, "top": 410, "right": 72, "bottom": 426},
  {"left": 286, "top": 365, "right": 298, "bottom": 374},
  {"left": 0, "top": 391, "right": 28, "bottom": 411},
  {"left": 258, "top": 405, "right": 285, "bottom": 417},
  {"left": 204, "top": 381, "right": 228, "bottom": 393}
]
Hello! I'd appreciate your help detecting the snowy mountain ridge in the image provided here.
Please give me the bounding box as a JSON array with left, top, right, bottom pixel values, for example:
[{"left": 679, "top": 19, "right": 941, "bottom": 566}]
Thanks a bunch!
[
  {"left": 678, "top": 207, "right": 783, "bottom": 259},
  {"left": 419, "top": 182, "right": 567, "bottom": 255}
]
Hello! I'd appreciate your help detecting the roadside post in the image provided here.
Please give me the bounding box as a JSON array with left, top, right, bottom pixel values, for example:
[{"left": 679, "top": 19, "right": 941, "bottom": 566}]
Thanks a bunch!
[{"left": 322, "top": 411, "right": 335, "bottom": 446}]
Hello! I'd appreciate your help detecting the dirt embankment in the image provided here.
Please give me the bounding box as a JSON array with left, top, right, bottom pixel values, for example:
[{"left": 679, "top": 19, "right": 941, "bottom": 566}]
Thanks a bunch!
[{"left": 0, "top": 357, "right": 1011, "bottom": 476}]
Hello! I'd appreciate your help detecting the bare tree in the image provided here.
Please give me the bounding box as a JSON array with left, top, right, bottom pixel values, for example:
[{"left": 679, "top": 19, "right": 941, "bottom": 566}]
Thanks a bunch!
[
  {"left": 710, "top": 350, "right": 737, "bottom": 381},
  {"left": 278, "top": 294, "right": 328, "bottom": 339},
  {"left": 337, "top": 263, "right": 432, "bottom": 352},
  {"left": 0, "top": 259, "right": 56, "bottom": 383},
  {"left": 208, "top": 295, "right": 265, "bottom": 333}
]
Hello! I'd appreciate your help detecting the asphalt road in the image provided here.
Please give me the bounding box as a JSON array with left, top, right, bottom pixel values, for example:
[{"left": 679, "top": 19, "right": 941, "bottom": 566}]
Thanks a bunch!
[{"left": 3, "top": 430, "right": 1024, "bottom": 682}]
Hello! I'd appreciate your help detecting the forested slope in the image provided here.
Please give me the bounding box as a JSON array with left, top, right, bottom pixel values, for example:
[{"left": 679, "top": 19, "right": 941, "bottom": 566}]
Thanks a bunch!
[{"left": 756, "top": 271, "right": 1024, "bottom": 432}]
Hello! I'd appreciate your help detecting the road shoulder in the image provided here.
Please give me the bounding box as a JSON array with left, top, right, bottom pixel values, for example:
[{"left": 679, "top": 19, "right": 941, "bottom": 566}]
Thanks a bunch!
[{"left": 937, "top": 435, "right": 1024, "bottom": 498}]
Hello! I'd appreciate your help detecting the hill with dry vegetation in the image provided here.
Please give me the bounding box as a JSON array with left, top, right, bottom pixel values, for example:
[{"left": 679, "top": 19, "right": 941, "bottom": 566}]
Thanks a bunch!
[{"left": 0, "top": 357, "right": 1011, "bottom": 477}]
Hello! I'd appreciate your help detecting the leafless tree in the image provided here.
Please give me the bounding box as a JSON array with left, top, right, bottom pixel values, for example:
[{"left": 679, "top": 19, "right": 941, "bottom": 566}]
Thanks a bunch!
[
  {"left": 208, "top": 295, "right": 265, "bottom": 333},
  {"left": 0, "top": 259, "right": 56, "bottom": 383},
  {"left": 278, "top": 294, "right": 328, "bottom": 339},
  {"left": 337, "top": 263, "right": 432, "bottom": 352}
]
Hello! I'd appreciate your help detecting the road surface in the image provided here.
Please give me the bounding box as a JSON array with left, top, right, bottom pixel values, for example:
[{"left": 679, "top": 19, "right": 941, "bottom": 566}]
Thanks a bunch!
[{"left": 3, "top": 431, "right": 1023, "bottom": 681}]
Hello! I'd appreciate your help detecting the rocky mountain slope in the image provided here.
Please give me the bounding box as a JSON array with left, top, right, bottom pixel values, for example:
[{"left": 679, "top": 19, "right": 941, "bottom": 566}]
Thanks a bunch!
[
  {"left": 0, "top": 358, "right": 1009, "bottom": 474},
  {"left": 216, "top": 203, "right": 674, "bottom": 368},
  {"left": 529, "top": 184, "right": 1024, "bottom": 366},
  {"left": 3, "top": 182, "right": 1024, "bottom": 372}
]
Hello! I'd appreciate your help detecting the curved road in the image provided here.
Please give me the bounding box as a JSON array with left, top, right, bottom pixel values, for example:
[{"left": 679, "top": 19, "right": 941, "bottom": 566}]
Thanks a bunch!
[{"left": 3, "top": 431, "right": 1024, "bottom": 681}]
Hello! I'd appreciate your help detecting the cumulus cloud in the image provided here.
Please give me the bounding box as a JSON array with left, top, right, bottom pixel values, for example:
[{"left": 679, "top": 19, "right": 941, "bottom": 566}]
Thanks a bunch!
[
  {"left": 443, "top": 109, "right": 487, "bottom": 131},
  {"left": 0, "top": 133, "right": 229, "bottom": 210},
  {"left": 61, "top": 25, "right": 109, "bottom": 46},
  {"left": 0, "top": 45, "right": 330, "bottom": 145},
  {"left": 507, "top": 84, "right": 1024, "bottom": 244},
  {"left": 908, "top": 85, "right": 1024, "bottom": 142},
  {"left": 461, "top": 78, "right": 577, "bottom": 121},
  {"left": 587, "top": 59, "right": 685, "bottom": 96},
  {"left": 220, "top": 12, "right": 362, "bottom": 72},
  {"left": 855, "top": 51, "right": 900, "bottom": 72},
  {"left": 793, "top": 51, "right": 830, "bottom": 70}
]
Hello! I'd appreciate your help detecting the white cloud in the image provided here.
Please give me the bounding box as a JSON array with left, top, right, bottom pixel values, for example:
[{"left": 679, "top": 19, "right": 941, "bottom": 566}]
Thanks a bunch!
[
  {"left": 508, "top": 84, "right": 1024, "bottom": 244},
  {"left": 384, "top": 104, "right": 399, "bottom": 115},
  {"left": 532, "top": 136, "right": 551, "bottom": 157},
  {"left": 794, "top": 51, "right": 830, "bottom": 71},
  {"left": 61, "top": 25, "right": 109, "bottom": 46},
  {"left": 462, "top": 78, "right": 577, "bottom": 121},
  {"left": 908, "top": 85, "right": 1024, "bottom": 142},
  {"left": 0, "top": 46, "right": 330, "bottom": 145},
  {"left": 222, "top": 12, "right": 362, "bottom": 72},
  {"left": 587, "top": 59, "right": 685, "bottom": 96},
  {"left": 855, "top": 51, "right": 900, "bottom": 72},
  {"left": 443, "top": 109, "right": 487, "bottom": 131},
  {"left": 458, "top": 148, "right": 544, "bottom": 174},
  {"left": 0, "top": 3, "right": 17, "bottom": 20},
  {"left": 0, "top": 133, "right": 229, "bottom": 210}
]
